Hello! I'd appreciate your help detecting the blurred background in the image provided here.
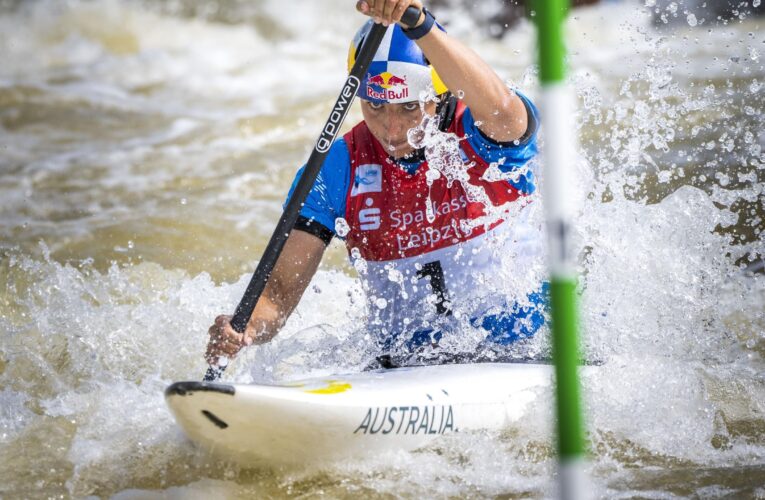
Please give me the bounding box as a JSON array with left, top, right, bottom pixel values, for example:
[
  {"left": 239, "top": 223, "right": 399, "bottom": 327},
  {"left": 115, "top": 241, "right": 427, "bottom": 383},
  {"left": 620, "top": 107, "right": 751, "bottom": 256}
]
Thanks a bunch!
[{"left": 0, "top": 0, "right": 763, "bottom": 498}]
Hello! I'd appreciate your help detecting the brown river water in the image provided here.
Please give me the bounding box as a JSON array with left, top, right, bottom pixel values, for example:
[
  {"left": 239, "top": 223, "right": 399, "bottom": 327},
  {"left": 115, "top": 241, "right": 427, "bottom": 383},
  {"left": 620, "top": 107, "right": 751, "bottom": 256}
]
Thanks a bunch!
[{"left": 0, "top": 0, "right": 763, "bottom": 498}]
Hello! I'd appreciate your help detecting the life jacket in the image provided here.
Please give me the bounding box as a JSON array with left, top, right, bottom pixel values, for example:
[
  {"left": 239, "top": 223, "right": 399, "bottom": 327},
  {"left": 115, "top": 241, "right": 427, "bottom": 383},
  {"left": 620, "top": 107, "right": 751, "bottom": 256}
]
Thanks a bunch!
[{"left": 342, "top": 102, "right": 539, "bottom": 347}]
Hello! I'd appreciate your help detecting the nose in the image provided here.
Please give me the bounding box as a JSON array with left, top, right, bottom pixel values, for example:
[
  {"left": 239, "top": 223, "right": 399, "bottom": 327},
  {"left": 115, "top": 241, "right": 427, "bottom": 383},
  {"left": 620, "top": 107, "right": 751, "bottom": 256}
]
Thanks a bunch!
[{"left": 382, "top": 108, "right": 407, "bottom": 139}]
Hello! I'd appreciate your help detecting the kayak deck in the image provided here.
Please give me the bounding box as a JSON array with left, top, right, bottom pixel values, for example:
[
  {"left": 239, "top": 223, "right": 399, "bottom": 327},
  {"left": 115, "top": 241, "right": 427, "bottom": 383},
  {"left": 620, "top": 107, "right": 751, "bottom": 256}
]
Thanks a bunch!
[{"left": 166, "top": 363, "right": 555, "bottom": 464}]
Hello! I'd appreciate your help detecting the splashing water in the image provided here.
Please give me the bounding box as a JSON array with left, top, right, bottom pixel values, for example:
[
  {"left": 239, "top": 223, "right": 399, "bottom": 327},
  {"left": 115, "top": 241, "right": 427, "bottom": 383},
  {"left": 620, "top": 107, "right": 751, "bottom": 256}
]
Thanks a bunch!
[
  {"left": 406, "top": 89, "right": 546, "bottom": 236},
  {"left": 408, "top": 108, "right": 497, "bottom": 229},
  {"left": 0, "top": 0, "right": 763, "bottom": 498}
]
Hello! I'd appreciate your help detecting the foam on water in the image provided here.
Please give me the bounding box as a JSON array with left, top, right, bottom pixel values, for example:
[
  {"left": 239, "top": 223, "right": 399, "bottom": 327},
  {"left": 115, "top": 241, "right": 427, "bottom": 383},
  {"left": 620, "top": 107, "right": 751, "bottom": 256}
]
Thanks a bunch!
[{"left": 0, "top": 0, "right": 764, "bottom": 497}]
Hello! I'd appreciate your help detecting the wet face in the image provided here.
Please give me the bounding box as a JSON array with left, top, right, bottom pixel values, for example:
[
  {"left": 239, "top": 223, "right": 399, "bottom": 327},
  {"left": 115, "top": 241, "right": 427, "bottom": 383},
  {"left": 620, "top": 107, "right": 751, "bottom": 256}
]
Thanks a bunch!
[{"left": 360, "top": 100, "right": 437, "bottom": 159}]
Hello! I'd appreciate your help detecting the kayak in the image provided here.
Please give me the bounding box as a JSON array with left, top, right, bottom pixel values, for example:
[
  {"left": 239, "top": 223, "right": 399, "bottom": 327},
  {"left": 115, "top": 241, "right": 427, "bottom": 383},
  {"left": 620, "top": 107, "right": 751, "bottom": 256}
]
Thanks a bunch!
[{"left": 165, "top": 361, "right": 557, "bottom": 464}]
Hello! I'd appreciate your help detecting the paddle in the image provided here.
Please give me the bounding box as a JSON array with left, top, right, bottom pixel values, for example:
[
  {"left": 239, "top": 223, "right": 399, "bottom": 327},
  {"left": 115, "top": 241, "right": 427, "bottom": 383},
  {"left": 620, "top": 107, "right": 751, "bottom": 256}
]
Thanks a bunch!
[{"left": 204, "top": 7, "right": 424, "bottom": 382}]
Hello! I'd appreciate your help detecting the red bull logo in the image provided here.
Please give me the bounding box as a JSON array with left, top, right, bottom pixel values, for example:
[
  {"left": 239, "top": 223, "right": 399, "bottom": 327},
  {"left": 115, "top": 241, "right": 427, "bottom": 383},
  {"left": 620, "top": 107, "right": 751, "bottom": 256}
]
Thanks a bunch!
[
  {"left": 368, "top": 71, "right": 407, "bottom": 89},
  {"left": 366, "top": 71, "right": 409, "bottom": 101}
]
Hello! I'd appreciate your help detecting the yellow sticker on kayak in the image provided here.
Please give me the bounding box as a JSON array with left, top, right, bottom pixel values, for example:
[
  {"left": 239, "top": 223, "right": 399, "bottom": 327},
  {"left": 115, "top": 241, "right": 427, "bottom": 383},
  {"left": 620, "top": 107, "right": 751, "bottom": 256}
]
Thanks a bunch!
[{"left": 304, "top": 380, "right": 352, "bottom": 395}]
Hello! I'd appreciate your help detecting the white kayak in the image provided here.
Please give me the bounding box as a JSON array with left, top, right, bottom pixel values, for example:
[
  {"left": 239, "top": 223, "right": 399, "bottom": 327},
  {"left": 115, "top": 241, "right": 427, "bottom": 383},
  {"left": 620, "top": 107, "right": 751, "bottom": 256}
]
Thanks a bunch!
[{"left": 166, "top": 362, "right": 561, "bottom": 465}]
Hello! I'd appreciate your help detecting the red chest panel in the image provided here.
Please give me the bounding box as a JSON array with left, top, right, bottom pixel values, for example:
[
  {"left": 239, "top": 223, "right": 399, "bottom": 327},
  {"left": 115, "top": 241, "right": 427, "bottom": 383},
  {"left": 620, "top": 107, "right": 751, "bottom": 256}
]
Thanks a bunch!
[{"left": 343, "top": 103, "right": 522, "bottom": 262}]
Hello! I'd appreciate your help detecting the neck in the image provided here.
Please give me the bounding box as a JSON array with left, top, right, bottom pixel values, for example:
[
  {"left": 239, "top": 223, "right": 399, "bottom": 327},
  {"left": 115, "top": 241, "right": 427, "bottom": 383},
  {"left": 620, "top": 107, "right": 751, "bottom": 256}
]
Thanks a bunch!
[{"left": 392, "top": 148, "right": 425, "bottom": 164}]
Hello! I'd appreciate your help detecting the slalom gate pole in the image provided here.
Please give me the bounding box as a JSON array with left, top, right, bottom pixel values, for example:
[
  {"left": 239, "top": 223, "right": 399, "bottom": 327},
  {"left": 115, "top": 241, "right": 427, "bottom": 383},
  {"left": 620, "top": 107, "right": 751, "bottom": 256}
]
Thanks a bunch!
[{"left": 530, "top": 1, "right": 589, "bottom": 498}]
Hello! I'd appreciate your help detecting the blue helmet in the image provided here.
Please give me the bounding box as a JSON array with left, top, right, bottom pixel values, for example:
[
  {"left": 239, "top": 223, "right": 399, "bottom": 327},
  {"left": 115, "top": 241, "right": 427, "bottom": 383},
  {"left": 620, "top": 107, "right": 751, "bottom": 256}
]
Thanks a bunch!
[{"left": 347, "top": 20, "right": 448, "bottom": 104}]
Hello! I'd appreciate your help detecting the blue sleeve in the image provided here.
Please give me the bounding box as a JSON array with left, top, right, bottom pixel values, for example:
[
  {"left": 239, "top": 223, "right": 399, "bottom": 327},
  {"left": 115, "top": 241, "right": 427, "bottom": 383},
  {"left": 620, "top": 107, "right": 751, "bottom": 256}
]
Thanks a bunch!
[
  {"left": 284, "top": 138, "right": 351, "bottom": 235},
  {"left": 461, "top": 91, "right": 540, "bottom": 194}
]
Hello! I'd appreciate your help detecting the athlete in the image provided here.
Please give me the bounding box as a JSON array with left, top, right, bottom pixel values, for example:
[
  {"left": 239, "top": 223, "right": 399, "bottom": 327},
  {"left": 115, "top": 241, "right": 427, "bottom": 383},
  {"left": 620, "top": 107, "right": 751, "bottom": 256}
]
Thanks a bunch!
[{"left": 206, "top": 0, "right": 544, "bottom": 369}]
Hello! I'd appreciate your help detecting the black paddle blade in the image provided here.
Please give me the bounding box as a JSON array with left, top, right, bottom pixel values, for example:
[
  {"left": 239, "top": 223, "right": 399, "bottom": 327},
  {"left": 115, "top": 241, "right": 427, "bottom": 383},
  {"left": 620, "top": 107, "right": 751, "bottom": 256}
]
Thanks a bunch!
[{"left": 204, "top": 366, "right": 225, "bottom": 382}]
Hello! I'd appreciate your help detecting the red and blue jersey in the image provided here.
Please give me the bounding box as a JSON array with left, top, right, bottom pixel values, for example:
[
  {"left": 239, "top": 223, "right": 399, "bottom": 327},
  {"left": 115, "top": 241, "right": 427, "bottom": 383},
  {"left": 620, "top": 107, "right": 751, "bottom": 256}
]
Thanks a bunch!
[{"left": 286, "top": 93, "right": 544, "bottom": 353}]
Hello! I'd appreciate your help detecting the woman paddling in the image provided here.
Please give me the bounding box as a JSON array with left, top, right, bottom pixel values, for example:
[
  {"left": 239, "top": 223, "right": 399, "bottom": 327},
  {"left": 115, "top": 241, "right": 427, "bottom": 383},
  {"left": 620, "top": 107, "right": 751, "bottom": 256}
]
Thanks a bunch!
[{"left": 206, "top": 0, "right": 544, "bottom": 369}]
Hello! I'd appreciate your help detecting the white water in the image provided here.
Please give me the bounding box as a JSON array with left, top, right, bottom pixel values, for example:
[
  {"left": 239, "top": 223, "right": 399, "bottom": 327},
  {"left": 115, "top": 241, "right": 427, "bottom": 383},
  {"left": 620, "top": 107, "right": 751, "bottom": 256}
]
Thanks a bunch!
[{"left": 0, "top": 0, "right": 763, "bottom": 497}]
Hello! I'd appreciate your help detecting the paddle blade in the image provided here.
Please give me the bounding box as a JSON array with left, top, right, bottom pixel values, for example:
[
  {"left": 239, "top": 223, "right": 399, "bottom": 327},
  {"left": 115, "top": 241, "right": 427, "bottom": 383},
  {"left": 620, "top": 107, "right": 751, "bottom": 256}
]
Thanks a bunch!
[{"left": 204, "top": 366, "right": 224, "bottom": 382}]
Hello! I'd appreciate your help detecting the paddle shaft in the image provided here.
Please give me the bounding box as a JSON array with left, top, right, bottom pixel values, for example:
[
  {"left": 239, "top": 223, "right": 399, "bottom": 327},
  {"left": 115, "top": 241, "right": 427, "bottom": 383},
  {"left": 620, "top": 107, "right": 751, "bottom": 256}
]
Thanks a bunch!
[{"left": 204, "top": 8, "right": 422, "bottom": 381}]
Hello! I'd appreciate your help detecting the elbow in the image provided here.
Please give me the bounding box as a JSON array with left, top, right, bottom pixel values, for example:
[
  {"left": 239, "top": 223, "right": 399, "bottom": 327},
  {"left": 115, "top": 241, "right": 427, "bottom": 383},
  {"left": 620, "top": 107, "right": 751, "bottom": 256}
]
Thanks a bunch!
[
  {"left": 476, "top": 91, "right": 529, "bottom": 143},
  {"left": 497, "top": 92, "right": 528, "bottom": 142}
]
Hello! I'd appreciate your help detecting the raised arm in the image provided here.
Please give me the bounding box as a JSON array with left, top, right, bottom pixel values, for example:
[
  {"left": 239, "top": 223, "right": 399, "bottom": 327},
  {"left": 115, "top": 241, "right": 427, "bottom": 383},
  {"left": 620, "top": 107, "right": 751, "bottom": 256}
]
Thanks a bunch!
[
  {"left": 205, "top": 230, "right": 326, "bottom": 365},
  {"left": 357, "top": 0, "right": 528, "bottom": 143}
]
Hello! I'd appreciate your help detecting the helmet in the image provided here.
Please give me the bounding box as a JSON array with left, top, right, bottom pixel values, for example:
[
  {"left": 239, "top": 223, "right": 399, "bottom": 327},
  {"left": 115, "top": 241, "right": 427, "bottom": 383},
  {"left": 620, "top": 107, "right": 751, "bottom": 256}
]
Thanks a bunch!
[{"left": 347, "top": 20, "right": 448, "bottom": 104}]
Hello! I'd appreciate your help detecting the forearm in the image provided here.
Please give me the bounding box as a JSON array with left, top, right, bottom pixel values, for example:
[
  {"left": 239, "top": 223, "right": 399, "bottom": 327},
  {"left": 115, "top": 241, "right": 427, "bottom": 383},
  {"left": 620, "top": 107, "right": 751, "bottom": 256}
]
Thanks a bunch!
[
  {"left": 244, "top": 286, "right": 295, "bottom": 344},
  {"left": 416, "top": 25, "right": 528, "bottom": 142},
  {"left": 245, "top": 230, "right": 325, "bottom": 343}
]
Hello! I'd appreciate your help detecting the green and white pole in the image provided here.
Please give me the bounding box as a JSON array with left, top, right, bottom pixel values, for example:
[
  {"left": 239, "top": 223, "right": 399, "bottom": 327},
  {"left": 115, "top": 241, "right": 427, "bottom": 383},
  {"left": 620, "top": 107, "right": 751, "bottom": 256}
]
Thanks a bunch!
[{"left": 530, "top": 1, "right": 588, "bottom": 498}]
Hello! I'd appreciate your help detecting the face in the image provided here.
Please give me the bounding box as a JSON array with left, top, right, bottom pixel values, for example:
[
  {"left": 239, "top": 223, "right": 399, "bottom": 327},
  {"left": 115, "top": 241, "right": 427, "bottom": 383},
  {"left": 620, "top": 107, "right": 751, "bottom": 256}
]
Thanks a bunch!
[{"left": 360, "top": 100, "right": 437, "bottom": 159}]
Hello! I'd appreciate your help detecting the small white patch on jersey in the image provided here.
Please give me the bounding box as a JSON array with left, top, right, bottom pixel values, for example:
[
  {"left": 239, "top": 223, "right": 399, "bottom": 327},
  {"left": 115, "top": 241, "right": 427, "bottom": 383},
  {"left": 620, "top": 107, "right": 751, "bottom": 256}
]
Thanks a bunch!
[{"left": 351, "top": 164, "right": 383, "bottom": 196}]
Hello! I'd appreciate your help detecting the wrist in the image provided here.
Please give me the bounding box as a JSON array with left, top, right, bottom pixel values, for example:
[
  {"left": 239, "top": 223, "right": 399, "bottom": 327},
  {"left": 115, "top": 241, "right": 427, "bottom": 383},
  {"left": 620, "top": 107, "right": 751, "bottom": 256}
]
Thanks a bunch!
[
  {"left": 245, "top": 325, "right": 275, "bottom": 345},
  {"left": 244, "top": 323, "right": 259, "bottom": 345},
  {"left": 401, "top": 7, "right": 436, "bottom": 40},
  {"left": 412, "top": 9, "right": 426, "bottom": 28}
]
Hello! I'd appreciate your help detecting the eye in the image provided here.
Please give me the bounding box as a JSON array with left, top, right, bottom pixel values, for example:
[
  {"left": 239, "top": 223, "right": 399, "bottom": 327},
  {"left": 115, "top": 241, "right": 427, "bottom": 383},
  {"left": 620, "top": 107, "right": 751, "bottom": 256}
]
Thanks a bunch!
[
  {"left": 403, "top": 102, "right": 420, "bottom": 112},
  {"left": 368, "top": 102, "right": 383, "bottom": 111}
]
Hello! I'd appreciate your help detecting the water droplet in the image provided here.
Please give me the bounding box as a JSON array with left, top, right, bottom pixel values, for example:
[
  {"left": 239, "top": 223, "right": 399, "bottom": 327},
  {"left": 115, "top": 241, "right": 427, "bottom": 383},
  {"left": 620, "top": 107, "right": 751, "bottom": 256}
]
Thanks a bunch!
[
  {"left": 425, "top": 168, "right": 441, "bottom": 183},
  {"left": 353, "top": 259, "right": 367, "bottom": 274},
  {"left": 407, "top": 126, "right": 425, "bottom": 149},
  {"left": 351, "top": 247, "right": 367, "bottom": 274},
  {"left": 456, "top": 89, "right": 465, "bottom": 99},
  {"left": 334, "top": 217, "right": 350, "bottom": 237},
  {"left": 687, "top": 13, "right": 697, "bottom": 26},
  {"left": 375, "top": 298, "right": 388, "bottom": 309},
  {"left": 387, "top": 268, "right": 403, "bottom": 284}
]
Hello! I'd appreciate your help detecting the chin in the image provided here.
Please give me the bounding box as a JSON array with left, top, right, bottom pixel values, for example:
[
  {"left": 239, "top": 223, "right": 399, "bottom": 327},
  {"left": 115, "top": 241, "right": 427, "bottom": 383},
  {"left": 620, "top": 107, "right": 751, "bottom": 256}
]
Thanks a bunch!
[{"left": 390, "top": 144, "right": 412, "bottom": 157}]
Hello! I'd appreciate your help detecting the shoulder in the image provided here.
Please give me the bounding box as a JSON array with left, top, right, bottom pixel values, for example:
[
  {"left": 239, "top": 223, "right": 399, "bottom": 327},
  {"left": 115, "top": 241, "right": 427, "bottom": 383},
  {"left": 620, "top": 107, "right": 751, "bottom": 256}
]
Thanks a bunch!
[
  {"left": 325, "top": 137, "right": 351, "bottom": 167},
  {"left": 287, "top": 137, "right": 353, "bottom": 241},
  {"left": 316, "top": 138, "right": 353, "bottom": 204},
  {"left": 344, "top": 120, "right": 374, "bottom": 151}
]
